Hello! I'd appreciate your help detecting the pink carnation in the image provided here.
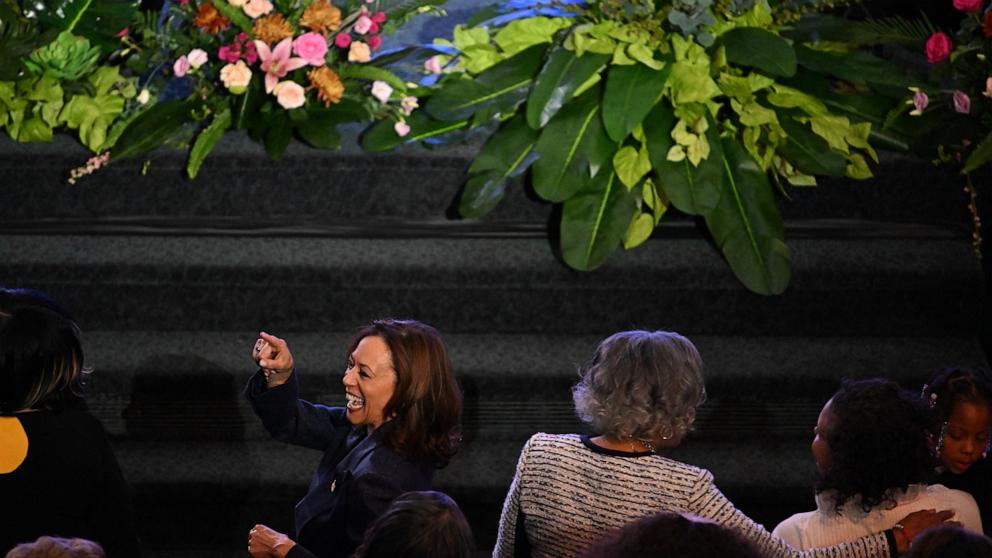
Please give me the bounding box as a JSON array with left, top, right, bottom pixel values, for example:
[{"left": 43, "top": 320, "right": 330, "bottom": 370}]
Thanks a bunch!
[
  {"left": 293, "top": 32, "right": 328, "bottom": 66},
  {"left": 954, "top": 0, "right": 983, "bottom": 11},
  {"left": 335, "top": 33, "right": 352, "bottom": 48},
  {"left": 371, "top": 11, "right": 386, "bottom": 24},
  {"left": 368, "top": 35, "right": 382, "bottom": 50},
  {"left": 926, "top": 32, "right": 952, "bottom": 64}
]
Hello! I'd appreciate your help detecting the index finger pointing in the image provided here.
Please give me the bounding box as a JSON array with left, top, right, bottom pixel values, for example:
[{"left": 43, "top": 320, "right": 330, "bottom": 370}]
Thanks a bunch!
[{"left": 259, "top": 331, "right": 287, "bottom": 349}]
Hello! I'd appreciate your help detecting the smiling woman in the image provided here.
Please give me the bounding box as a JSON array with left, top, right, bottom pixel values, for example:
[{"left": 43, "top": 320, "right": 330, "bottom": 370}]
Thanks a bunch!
[{"left": 243, "top": 319, "right": 463, "bottom": 558}]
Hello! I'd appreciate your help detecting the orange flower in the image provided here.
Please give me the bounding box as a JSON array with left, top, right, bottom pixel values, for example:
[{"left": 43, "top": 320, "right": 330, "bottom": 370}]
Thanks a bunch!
[
  {"left": 307, "top": 66, "right": 344, "bottom": 106},
  {"left": 193, "top": 2, "right": 230, "bottom": 34},
  {"left": 300, "top": 0, "right": 342, "bottom": 36},
  {"left": 253, "top": 13, "right": 294, "bottom": 45}
]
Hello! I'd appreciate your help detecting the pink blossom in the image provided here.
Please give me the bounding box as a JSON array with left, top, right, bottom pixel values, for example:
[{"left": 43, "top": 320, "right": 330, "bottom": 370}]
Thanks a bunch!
[
  {"left": 173, "top": 55, "right": 190, "bottom": 77},
  {"left": 926, "top": 32, "right": 952, "bottom": 64},
  {"left": 115, "top": 27, "right": 129, "bottom": 38},
  {"left": 912, "top": 91, "right": 929, "bottom": 113},
  {"left": 985, "top": 77, "right": 992, "bottom": 97},
  {"left": 179, "top": 0, "right": 188, "bottom": 5},
  {"left": 227, "top": 0, "right": 247, "bottom": 6},
  {"left": 348, "top": 41, "right": 371, "bottom": 63},
  {"left": 371, "top": 80, "right": 393, "bottom": 103},
  {"left": 335, "top": 33, "right": 352, "bottom": 48},
  {"left": 368, "top": 35, "right": 382, "bottom": 50},
  {"left": 954, "top": 90, "right": 971, "bottom": 113},
  {"left": 954, "top": 0, "right": 983, "bottom": 11},
  {"left": 354, "top": 15, "right": 373, "bottom": 35},
  {"left": 401, "top": 96, "right": 418, "bottom": 115},
  {"left": 424, "top": 55, "right": 442, "bottom": 74},
  {"left": 394, "top": 121, "right": 410, "bottom": 137},
  {"left": 369, "top": 22, "right": 379, "bottom": 34},
  {"left": 293, "top": 32, "right": 328, "bottom": 66},
  {"left": 244, "top": 42, "right": 258, "bottom": 64},
  {"left": 220, "top": 60, "right": 252, "bottom": 94},
  {"left": 255, "top": 38, "right": 308, "bottom": 93},
  {"left": 218, "top": 44, "right": 240, "bottom": 64},
  {"left": 371, "top": 11, "right": 387, "bottom": 24},
  {"left": 237, "top": 32, "right": 250, "bottom": 43},
  {"left": 187, "top": 48, "right": 208, "bottom": 68},
  {"left": 243, "top": 0, "right": 273, "bottom": 18},
  {"left": 273, "top": 80, "right": 306, "bottom": 109}
]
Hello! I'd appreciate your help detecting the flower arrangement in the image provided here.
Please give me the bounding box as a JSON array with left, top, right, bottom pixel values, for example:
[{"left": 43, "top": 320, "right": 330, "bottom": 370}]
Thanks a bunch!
[
  {"left": 364, "top": 0, "right": 912, "bottom": 294},
  {"left": 109, "top": 0, "right": 445, "bottom": 175}
]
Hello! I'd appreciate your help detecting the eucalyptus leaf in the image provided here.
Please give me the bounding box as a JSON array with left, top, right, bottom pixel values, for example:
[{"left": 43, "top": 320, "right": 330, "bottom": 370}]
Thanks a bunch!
[
  {"left": 461, "top": 113, "right": 540, "bottom": 216},
  {"left": 602, "top": 61, "right": 671, "bottom": 142},
  {"left": 527, "top": 47, "right": 609, "bottom": 129},
  {"left": 720, "top": 27, "right": 796, "bottom": 77},
  {"left": 777, "top": 116, "right": 847, "bottom": 177},
  {"left": 704, "top": 137, "right": 790, "bottom": 295},
  {"left": 533, "top": 86, "right": 613, "bottom": 202},
  {"left": 560, "top": 164, "right": 639, "bottom": 271},
  {"left": 425, "top": 43, "right": 546, "bottom": 121},
  {"left": 110, "top": 99, "right": 198, "bottom": 161},
  {"left": 187, "top": 108, "right": 231, "bottom": 179},
  {"left": 644, "top": 102, "right": 722, "bottom": 215}
]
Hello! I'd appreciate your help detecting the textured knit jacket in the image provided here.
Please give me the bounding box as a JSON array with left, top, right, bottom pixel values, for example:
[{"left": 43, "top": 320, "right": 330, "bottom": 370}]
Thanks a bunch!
[
  {"left": 494, "top": 433, "right": 894, "bottom": 558},
  {"left": 245, "top": 371, "right": 434, "bottom": 558}
]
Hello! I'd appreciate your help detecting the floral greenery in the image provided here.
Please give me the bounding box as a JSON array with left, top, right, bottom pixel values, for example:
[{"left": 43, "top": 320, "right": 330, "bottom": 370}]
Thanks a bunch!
[
  {"left": 0, "top": 0, "right": 137, "bottom": 151},
  {"left": 363, "top": 0, "right": 914, "bottom": 294},
  {"left": 108, "top": 0, "right": 446, "bottom": 177}
]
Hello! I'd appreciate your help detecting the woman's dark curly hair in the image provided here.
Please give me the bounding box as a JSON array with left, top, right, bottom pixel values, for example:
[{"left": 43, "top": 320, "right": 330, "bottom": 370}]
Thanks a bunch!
[{"left": 815, "top": 378, "right": 935, "bottom": 513}]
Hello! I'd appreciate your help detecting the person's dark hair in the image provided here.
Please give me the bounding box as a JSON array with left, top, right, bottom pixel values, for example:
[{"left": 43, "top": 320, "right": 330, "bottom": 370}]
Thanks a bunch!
[
  {"left": 922, "top": 367, "right": 992, "bottom": 423},
  {"left": 903, "top": 524, "right": 992, "bottom": 558},
  {"left": 5, "top": 535, "right": 106, "bottom": 558},
  {"left": 572, "top": 330, "right": 705, "bottom": 442},
  {"left": 349, "top": 319, "right": 462, "bottom": 466},
  {"left": 815, "top": 378, "right": 934, "bottom": 513},
  {"left": 0, "top": 288, "right": 86, "bottom": 414},
  {"left": 350, "top": 491, "right": 474, "bottom": 558},
  {"left": 578, "top": 511, "right": 766, "bottom": 558}
]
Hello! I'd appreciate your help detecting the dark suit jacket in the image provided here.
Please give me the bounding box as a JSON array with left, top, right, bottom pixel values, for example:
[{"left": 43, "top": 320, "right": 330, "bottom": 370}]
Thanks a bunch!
[{"left": 245, "top": 371, "right": 434, "bottom": 558}]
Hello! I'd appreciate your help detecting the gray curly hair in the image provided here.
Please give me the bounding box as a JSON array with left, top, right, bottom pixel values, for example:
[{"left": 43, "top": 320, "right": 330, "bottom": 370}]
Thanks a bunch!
[{"left": 572, "top": 330, "right": 705, "bottom": 442}]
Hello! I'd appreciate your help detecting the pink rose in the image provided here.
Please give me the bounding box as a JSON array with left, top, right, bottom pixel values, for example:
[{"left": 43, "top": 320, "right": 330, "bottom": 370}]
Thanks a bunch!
[
  {"left": 348, "top": 41, "right": 371, "bottom": 63},
  {"left": 424, "top": 55, "right": 442, "bottom": 74},
  {"left": 954, "top": 90, "right": 971, "bottom": 114},
  {"left": 187, "top": 48, "right": 208, "bottom": 69},
  {"left": 394, "top": 121, "right": 410, "bottom": 137},
  {"left": 926, "top": 32, "right": 952, "bottom": 64},
  {"left": 243, "top": 0, "right": 273, "bottom": 18},
  {"left": 368, "top": 35, "right": 382, "bottom": 50},
  {"left": 173, "top": 55, "right": 190, "bottom": 77},
  {"left": 293, "top": 32, "right": 328, "bottom": 66},
  {"left": 273, "top": 80, "right": 306, "bottom": 109},
  {"left": 354, "top": 15, "right": 373, "bottom": 35},
  {"left": 369, "top": 22, "right": 379, "bottom": 34},
  {"left": 335, "top": 33, "right": 352, "bottom": 48},
  {"left": 954, "top": 0, "right": 983, "bottom": 11}
]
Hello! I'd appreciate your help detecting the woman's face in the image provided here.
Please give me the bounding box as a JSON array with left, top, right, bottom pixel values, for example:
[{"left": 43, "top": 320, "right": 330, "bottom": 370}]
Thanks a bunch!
[
  {"left": 939, "top": 400, "right": 991, "bottom": 475},
  {"left": 811, "top": 399, "right": 836, "bottom": 471},
  {"left": 343, "top": 335, "right": 397, "bottom": 429}
]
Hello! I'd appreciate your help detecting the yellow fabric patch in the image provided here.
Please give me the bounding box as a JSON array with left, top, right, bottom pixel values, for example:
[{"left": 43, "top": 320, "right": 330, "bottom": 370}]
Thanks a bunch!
[{"left": 0, "top": 416, "right": 28, "bottom": 473}]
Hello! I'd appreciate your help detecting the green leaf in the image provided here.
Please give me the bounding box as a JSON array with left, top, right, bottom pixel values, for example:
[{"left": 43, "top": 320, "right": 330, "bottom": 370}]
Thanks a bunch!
[
  {"left": 264, "top": 112, "right": 292, "bottom": 159},
  {"left": 296, "top": 108, "right": 342, "bottom": 150},
  {"left": 704, "top": 137, "right": 790, "bottom": 295},
  {"left": 613, "top": 144, "right": 651, "bottom": 189},
  {"left": 720, "top": 27, "right": 796, "bottom": 77},
  {"left": 533, "top": 86, "right": 613, "bottom": 202},
  {"left": 602, "top": 61, "right": 671, "bottom": 142},
  {"left": 526, "top": 47, "right": 609, "bottom": 129},
  {"left": 33, "top": 0, "right": 138, "bottom": 55},
  {"left": 209, "top": 0, "right": 253, "bottom": 34},
  {"left": 187, "top": 107, "right": 231, "bottom": 179},
  {"left": 777, "top": 116, "right": 847, "bottom": 177},
  {"left": 426, "top": 43, "right": 546, "bottom": 121},
  {"left": 623, "top": 210, "right": 655, "bottom": 250},
  {"left": 494, "top": 16, "right": 571, "bottom": 56},
  {"left": 110, "top": 99, "right": 198, "bottom": 161},
  {"left": 561, "top": 164, "right": 640, "bottom": 270},
  {"left": 794, "top": 45, "right": 914, "bottom": 88},
  {"left": 963, "top": 130, "right": 992, "bottom": 175},
  {"left": 644, "top": 102, "right": 723, "bottom": 215},
  {"left": 361, "top": 110, "right": 469, "bottom": 152},
  {"left": 338, "top": 64, "right": 407, "bottom": 92},
  {"left": 461, "top": 113, "right": 540, "bottom": 216}
]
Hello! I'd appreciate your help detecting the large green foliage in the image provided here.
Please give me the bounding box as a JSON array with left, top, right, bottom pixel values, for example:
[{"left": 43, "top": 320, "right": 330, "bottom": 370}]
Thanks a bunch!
[{"left": 389, "top": 0, "right": 911, "bottom": 294}]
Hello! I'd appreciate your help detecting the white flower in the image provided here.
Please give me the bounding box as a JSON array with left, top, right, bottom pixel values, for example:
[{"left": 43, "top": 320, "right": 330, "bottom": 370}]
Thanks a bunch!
[
  {"left": 371, "top": 80, "right": 393, "bottom": 104},
  {"left": 137, "top": 89, "right": 151, "bottom": 104}
]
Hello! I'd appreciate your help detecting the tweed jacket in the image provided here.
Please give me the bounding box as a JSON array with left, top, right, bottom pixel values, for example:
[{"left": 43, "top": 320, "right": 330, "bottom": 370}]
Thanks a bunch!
[{"left": 245, "top": 371, "right": 434, "bottom": 558}]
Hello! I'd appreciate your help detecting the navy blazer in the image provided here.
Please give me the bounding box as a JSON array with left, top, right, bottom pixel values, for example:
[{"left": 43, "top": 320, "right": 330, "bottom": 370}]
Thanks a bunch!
[{"left": 245, "top": 371, "right": 435, "bottom": 558}]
